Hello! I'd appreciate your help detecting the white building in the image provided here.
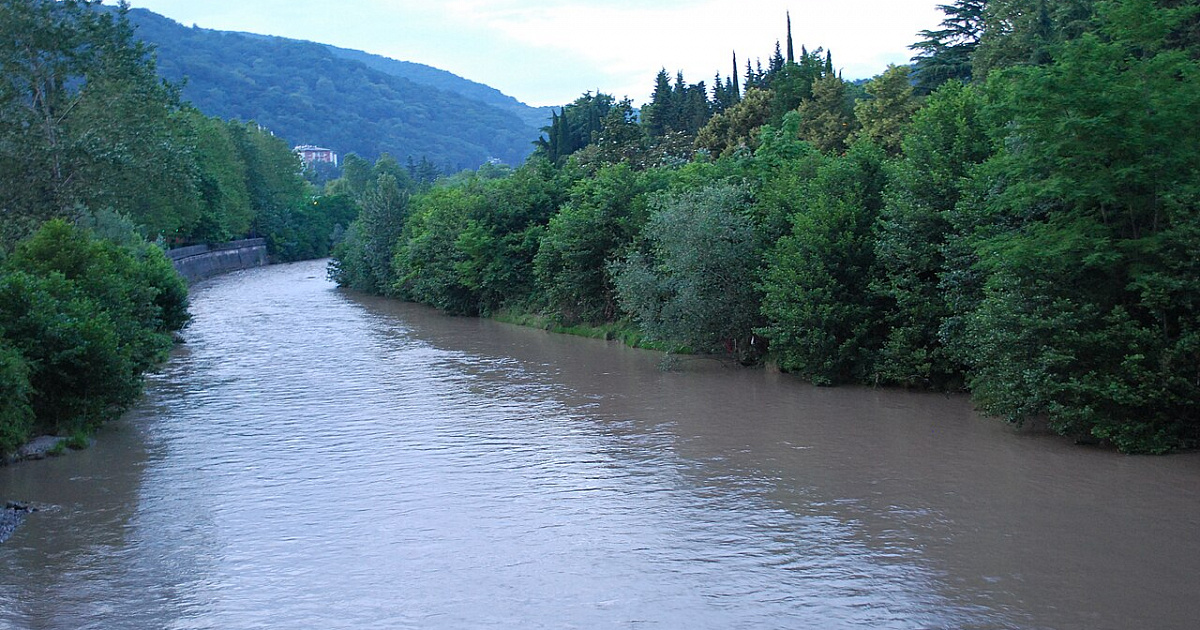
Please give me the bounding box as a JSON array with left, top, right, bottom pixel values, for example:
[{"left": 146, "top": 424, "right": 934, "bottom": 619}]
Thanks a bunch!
[{"left": 294, "top": 145, "right": 338, "bottom": 168}]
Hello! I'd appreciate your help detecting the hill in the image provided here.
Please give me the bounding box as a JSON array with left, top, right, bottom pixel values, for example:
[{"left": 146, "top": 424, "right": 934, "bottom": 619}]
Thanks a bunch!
[
  {"left": 322, "top": 45, "right": 554, "bottom": 132},
  {"left": 125, "top": 8, "right": 546, "bottom": 170}
]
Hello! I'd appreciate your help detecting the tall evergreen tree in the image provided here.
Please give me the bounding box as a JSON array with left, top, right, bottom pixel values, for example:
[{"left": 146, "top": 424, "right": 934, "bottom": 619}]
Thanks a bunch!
[
  {"left": 642, "top": 69, "right": 675, "bottom": 139},
  {"left": 770, "top": 41, "right": 785, "bottom": 74},
  {"left": 787, "top": 12, "right": 796, "bottom": 63},
  {"left": 910, "top": 0, "right": 988, "bottom": 93},
  {"left": 972, "top": 0, "right": 1096, "bottom": 78},
  {"left": 732, "top": 51, "right": 741, "bottom": 99}
]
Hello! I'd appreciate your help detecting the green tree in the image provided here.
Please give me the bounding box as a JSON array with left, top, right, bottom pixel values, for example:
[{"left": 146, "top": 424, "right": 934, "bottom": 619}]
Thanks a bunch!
[
  {"left": 0, "top": 336, "right": 33, "bottom": 456},
  {"left": 910, "top": 0, "right": 988, "bottom": 92},
  {"left": 642, "top": 70, "right": 675, "bottom": 139},
  {"left": 972, "top": 0, "right": 1097, "bottom": 78},
  {"left": 534, "top": 92, "right": 616, "bottom": 164},
  {"left": 795, "top": 75, "right": 857, "bottom": 154},
  {"left": 873, "top": 80, "right": 992, "bottom": 388},
  {"left": 571, "top": 98, "right": 645, "bottom": 169},
  {"left": 0, "top": 220, "right": 188, "bottom": 436},
  {"left": 641, "top": 72, "right": 712, "bottom": 141},
  {"left": 611, "top": 184, "right": 763, "bottom": 360},
  {"left": 748, "top": 114, "right": 826, "bottom": 242},
  {"left": 695, "top": 88, "right": 773, "bottom": 157},
  {"left": 228, "top": 120, "right": 313, "bottom": 259},
  {"left": 758, "top": 142, "right": 889, "bottom": 384},
  {"left": 852, "top": 65, "right": 921, "bottom": 155},
  {"left": 0, "top": 270, "right": 130, "bottom": 434},
  {"left": 184, "top": 110, "right": 253, "bottom": 243},
  {"left": 0, "top": 0, "right": 200, "bottom": 243},
  {"left": 534, "top": 164, "right": 661, "bottom": 323},
  {"left": 344, "top": 174, "right": 410, "bottom": 293},
  {"left": 390, "top": 186, "right": 479, "bottom": 313},
  {"left": 337, "top": 153, "right": 374, "bottom": 198},
  {"left": 960, "top": 0, "right": 1200, "bottom": 452}
]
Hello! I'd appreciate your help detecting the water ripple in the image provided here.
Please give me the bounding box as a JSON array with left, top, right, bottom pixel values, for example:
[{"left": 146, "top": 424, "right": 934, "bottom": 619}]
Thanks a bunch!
[{"left": 4, "top": 260, "right": 1199, "bottom": 630}]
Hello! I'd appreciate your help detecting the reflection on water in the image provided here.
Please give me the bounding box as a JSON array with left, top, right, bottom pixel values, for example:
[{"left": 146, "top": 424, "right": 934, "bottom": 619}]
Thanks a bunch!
[{"left": 2, "top": 259, "right": 1198, "bottom": 629}]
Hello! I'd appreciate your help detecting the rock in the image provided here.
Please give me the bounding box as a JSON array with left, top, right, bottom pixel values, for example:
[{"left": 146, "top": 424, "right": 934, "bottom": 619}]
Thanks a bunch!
[
  {"left": 15, "top": 436, "right": 67, "bottom": 461},
  {"left": 0, "top": 504, "right": 29, "bottom": 544},
  {"left": 0, "top": 501, "right": 52, "bottom": 544}
]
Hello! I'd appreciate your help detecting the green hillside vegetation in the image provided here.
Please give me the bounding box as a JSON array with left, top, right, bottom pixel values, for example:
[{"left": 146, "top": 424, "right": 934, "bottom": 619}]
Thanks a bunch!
[
  {"left": 124, "top": 8, "right": 540, "bottom": 170},
  {"left": 323, "top": 45, "right": 554, "bottom": 131},
  {"left": 332, "top": 0, "right": 1200, "bottom": 454}
]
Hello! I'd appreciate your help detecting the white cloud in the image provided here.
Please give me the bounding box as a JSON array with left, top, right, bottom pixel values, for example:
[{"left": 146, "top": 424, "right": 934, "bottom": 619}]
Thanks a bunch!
[
  {"left": 126, "top": 0, "right": 945, "bottom": 107},
  {"left": 428, "top": 0, "right": 943, "bottom": 103}
]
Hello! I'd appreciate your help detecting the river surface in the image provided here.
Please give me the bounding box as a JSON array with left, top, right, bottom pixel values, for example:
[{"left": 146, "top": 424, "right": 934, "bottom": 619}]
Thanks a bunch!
[{"left": 2, "top": 259, "right": 1198, "bottom": 629}]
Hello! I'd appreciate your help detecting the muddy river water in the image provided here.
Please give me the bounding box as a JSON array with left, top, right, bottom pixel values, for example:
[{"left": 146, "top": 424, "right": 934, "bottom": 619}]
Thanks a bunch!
[{"left": 2, "top": 259, "right": 1197, "bottom": 629}]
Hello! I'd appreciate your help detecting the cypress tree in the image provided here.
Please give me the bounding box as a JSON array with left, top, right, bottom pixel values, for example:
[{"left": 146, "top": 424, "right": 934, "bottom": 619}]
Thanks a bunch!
[
  {"left": 732, "top": 51, "right": 740, "bottom": 99},
  {"left": 787, "top": 12, "right": 795, "bottom": 63}
]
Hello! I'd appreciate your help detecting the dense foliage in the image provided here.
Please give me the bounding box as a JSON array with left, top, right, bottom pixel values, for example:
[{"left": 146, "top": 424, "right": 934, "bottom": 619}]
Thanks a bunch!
[
  {"left": 333, "top": 0, "right": 1200, "bottom": 453},
  {"left": 0, "top": 220, "right": 188, "bottom": 454},
  {"left": 0, "top": 0, "right": 353, "bottom": 260},
  {"left": 0, "top": 0, "right": 355, "bottom": 456}
]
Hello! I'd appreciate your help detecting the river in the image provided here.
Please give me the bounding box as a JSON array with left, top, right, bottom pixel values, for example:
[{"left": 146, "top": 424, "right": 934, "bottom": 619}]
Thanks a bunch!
[{"left": 1, "top": 259, "right": 1198, "bottom": 629}]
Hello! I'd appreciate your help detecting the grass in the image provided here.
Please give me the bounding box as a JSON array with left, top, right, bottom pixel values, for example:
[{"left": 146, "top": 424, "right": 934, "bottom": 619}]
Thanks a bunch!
[
  {"left": 65, "top": 431, "right": 90, "bottom": 450},
  {"left": 491, "top": 309, "right": 689, "bottom": 354},
  {"left": 45, "top": 431, "right": 90, "bottom": 457}
]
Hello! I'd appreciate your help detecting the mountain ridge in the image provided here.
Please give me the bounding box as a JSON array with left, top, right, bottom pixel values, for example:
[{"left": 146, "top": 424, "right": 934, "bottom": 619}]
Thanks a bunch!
[
  {"left": 125, "top": 8, "right": 548, "bottom": 170},
  {"left": 321, "top": 44, "right": 554, "bottom": 131}
]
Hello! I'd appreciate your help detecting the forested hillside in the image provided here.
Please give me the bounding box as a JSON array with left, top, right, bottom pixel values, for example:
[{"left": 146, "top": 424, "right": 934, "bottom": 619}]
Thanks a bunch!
[
  {"left": 324, "top": 45, "right": 554, "bottom": 131},
  {"left": 124, "top": 8, "right": 541, "bottom": 170},
  {"left": 331, "top": 0, "right": 1200, "bottom": 454}
]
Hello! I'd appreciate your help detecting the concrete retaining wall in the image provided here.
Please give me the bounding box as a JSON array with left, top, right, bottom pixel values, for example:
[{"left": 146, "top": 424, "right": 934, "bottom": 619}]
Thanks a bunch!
[{"left": 167, "top": 238, "right": 268, "bottom": 283}]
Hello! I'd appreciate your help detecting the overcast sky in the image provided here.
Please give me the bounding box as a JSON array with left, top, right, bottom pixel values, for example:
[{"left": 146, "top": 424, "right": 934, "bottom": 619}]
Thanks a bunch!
[{"left": 123, "top": 0, "right": 946, "bottom": 108}]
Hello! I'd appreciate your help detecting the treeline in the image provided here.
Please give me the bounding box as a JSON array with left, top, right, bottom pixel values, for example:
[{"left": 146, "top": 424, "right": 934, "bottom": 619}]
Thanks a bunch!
[
  {"left": 0, "top": 0, "right": 355, "bottom": 259},
  {"left": 332, "top": 0, "right": 1199, "bottom": 454},
  {"left": 0, "top": 0, "right": 353, "bottom": 455}
]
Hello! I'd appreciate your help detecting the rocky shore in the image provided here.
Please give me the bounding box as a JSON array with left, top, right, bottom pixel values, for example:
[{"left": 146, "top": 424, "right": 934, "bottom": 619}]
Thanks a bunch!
[
  {"left": 0, "top": 501, "right": 39, "bottom": 544},
  {"left": 3, "top": 436, "right": 68, "bottom": 466},
  {"left": 1, "top": 436, "right": 70, "bottom": 544}
]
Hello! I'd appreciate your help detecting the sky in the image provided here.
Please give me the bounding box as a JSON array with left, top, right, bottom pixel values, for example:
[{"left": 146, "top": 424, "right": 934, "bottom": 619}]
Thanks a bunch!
[{"left": 122, "top": 0, "right": 946, "bottom": 108}]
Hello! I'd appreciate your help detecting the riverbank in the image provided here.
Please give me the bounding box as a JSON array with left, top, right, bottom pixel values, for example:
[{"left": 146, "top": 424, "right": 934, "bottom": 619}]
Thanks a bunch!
[
  {"left": 0, "top": 438, "right": 75, "bottom": 544},
  {"left": 2, "top": 436, "right": 67, "bottom": 466},
  {"left": 166, "top": 238, "right": 269, "bottom": 283},
  {"left": 0, "top": 502, "right": 42, "bottom": 544},
  {"left": 490, "top": 309, "right": 684, "bottom": 353}
]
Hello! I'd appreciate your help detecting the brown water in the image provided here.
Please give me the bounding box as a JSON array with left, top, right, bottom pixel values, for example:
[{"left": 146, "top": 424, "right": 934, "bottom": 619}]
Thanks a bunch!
[{"left": 1, "top": 259, "right": 1197, "bottom": 630}]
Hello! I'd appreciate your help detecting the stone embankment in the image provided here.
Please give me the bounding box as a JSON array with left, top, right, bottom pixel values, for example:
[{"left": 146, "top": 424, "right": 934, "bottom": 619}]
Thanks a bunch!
[{"left": 167, "top": 238, "right": 268, "bottom": 283}]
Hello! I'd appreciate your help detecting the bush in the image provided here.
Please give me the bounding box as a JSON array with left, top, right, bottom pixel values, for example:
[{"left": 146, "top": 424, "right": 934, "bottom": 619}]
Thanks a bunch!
[
  {"left": 0, "top": 336, "right": 33, "bottom": 455},
  {"left": 611, "top": 184, "right": 762, "bottom": 360},
  {"left": 0, "top": 220, "right": 190, "bottom": 447}
]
